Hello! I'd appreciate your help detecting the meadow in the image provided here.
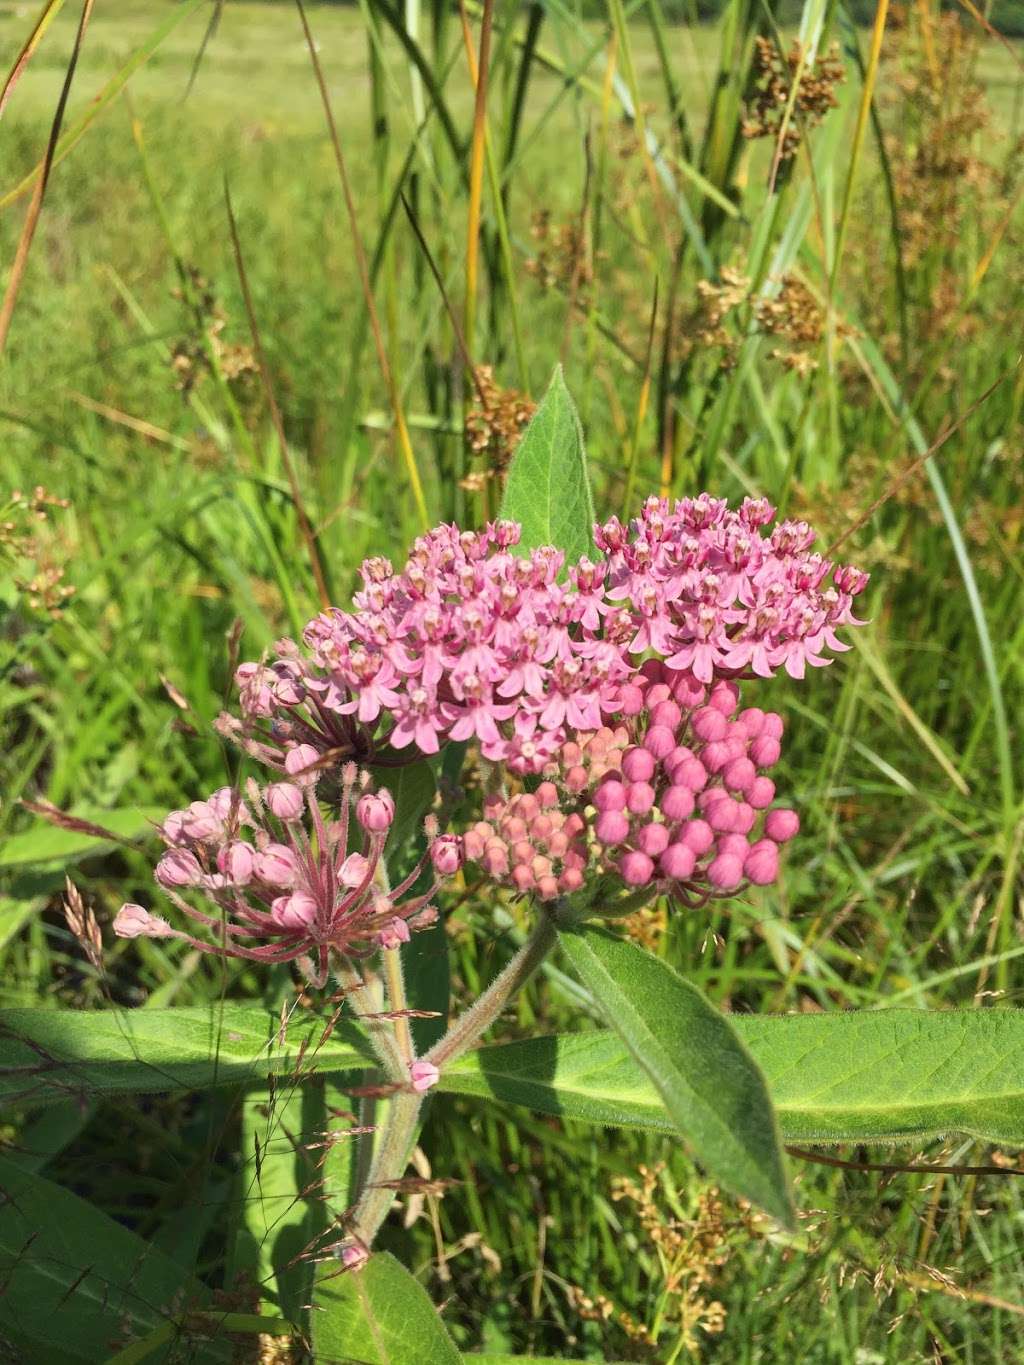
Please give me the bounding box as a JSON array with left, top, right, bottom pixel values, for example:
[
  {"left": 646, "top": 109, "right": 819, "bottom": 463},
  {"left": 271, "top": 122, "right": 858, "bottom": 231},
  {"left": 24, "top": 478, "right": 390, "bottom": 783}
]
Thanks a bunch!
[{"left": 2, "top": 0, "right": 1024, "bottom": 1360}]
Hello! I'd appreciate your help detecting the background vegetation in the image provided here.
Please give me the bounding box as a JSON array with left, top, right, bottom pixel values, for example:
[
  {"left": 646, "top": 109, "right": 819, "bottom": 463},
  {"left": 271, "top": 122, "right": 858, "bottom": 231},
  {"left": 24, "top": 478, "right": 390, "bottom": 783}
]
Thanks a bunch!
[{"left": 2, "top": 0, "right": 1024, "bottom": 1358}]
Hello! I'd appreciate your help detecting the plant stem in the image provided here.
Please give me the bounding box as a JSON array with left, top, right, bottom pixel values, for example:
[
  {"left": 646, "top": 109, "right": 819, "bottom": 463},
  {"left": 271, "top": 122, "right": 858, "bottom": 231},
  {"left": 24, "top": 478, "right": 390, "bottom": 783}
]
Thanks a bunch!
[
  {"left": 381, "top": 944, "right": 415, "bottom": 1069},
  {"left": 334, "top": 957, "right": 404, "bottom": 1081},
  {"left": 425, "top": 908, "right": 558, "bottom": 1070},
  {"left": 346, "top": 1088, "right": 424, "bottom": 1250},
  {"left": 345, "top": 908, "right": 559, "bottom": 1254}
]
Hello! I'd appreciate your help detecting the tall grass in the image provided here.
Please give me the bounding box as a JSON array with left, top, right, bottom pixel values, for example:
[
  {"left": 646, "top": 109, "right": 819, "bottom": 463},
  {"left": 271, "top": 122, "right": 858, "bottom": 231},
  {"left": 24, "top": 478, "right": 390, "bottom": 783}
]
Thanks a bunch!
[{"left": 2, "top": 0, "right": 1024, "bottom": 1356}]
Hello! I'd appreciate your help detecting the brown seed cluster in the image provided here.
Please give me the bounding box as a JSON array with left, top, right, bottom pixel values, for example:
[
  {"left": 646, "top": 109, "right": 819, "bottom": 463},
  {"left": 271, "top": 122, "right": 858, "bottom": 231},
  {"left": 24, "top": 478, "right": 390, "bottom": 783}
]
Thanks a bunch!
[
  {"left": 463, "top": 365, "right": 536, "bottom": 485},
  {"left": 565, "top": 1166, "right": 764, "bottom": 1355},
  {"left": 692, "top": 268, "right": 750, "bottom": 368},
  {"left": 0, "top": 486, "right": 75, "bottom": 617},
  {"left": 753, "top": 273, "right": 855, "bottom": 376},
  {"left": 525, "top": 210, "right": 593, "bottom": 296},
  {"left": 743, "top": 38, "right": 845, "bottom": 161},
  {"left": 170, "top": 266, "right": 257, "bottom": 394}
]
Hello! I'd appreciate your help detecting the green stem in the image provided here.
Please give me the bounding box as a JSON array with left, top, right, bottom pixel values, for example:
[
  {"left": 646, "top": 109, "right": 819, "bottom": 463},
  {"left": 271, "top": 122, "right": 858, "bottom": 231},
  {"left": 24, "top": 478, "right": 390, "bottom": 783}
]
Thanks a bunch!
[
  {"left": 425, "top": 908, "right": 557, "bottom": 1069},
  {"left": 382, "top": 944, "right": 415, "bottom": 1069},
  {"left": 347, "top": 1089, "right": 424, "bottom": 1251}
]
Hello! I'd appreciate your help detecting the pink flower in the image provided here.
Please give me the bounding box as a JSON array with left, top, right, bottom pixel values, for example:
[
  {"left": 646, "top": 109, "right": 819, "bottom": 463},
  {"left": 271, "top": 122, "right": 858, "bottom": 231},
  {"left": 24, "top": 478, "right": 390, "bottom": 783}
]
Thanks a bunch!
[
  {"left": 410, "top": 1060, "right": 440, "bottom": 1092},
  {"left": 114, "top": 772, "right": 461, "bottom": 988}
]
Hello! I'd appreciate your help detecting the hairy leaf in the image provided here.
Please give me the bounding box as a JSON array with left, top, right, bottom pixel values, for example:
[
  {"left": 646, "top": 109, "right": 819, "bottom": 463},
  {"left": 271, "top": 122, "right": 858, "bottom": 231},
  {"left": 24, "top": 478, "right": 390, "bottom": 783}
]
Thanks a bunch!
[
  {"left": 558, "top": 926, "right": 794, "bottom": 1225},
  {"left": 0, "top": 1004, "right": 372, "bottom": 1105},
  {"left": 499, "top": 365, "right": 595, "bottom": 564},
  {"left": 443, "top": 1010, "right": 1024, "bottom": 1145},
  {"left": 313, "top": 1250, "right": 462, "bottom": 1363}
]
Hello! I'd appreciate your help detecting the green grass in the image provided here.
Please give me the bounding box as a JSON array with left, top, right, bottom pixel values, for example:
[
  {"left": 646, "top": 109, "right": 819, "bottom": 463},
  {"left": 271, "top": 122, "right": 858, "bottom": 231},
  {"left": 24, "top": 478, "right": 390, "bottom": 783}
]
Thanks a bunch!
[{"left": 3, "top": 0, "right": 1024, "bottom": 1359}]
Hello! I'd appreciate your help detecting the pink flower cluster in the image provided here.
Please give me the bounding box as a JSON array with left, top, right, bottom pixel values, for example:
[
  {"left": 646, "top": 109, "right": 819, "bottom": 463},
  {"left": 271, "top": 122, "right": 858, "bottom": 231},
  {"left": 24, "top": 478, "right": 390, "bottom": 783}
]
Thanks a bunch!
[
  {"left": 597, "top": 494, "right": 868, "bottom": 682},
  {"left": 219, "top": 521, "right": 633, "bottom": 777},
  {"left": 113, "top": 757, "right": 461, "bottom": 986},
  {"left": 460, "top": 664, "right": 798, "bottom": 904},
  {"left": 220, "top": 500, "right": 867, "bottom": 786}
]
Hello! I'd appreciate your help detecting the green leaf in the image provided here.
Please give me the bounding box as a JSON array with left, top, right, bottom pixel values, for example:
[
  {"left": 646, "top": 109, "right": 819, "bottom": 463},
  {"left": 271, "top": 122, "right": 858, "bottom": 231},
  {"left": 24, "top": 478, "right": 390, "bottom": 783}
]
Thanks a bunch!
[
  {"left": 0, "top": 1004, "right": 372, "bottom": 1105},
  {"left": 499, "top": 365, "right": 595, "bottom": 564},
  {"left": 313, "top": 1250, "right": 463, "bottom": 1364},
  {"left": 229, "top": 1080, "right": 328, "bottom": 1327},
  {"left": 557, "top": 926, "right": 794, "bottom": 1226},
  {"left": 443, "top": 1010, "right": 1024, "bottom": 1146},
  {"left": 0, "top": 1154, "right": 225, "bottom": 1364},
  {"left": 0, "top": 805, "right": 165, "bottom": 868}
]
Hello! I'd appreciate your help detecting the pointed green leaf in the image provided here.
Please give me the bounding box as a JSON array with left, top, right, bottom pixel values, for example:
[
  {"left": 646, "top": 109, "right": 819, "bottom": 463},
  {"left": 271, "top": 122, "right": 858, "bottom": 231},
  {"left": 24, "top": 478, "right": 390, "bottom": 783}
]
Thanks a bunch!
[
  {"left": 443, "top": 1009, "right": 1024, "bottom": 1146},
  {"left": 499, "top": 365, "right": 595, "bottom": 563},
  {"left": 557, "top": 926, "right": 794, "bottom": 1225},
  {"left": 313, "top": 1250, "right": 463, "bottom": 1364},
  {"left": 0, "top": 1005, "right": 372, "bottom": 1105}
]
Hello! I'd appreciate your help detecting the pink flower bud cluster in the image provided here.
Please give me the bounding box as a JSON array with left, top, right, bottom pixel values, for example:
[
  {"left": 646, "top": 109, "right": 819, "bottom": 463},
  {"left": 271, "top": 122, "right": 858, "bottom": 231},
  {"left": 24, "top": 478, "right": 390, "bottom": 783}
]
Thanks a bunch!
[
  {"left": 587, "top": 663, "right": 798, "bottom": 899},
  {"left": 461, "top": 663, "right": 799, "bottom": 904},
  {"left": 113, "top": 761, "right": 462, "bottom": 986},
  {"left": 219, "top": 521, "right": 634, "bottom": 777},
  {"left": 461, "top": 728, "right": 628, "bottom": 900},
  {"left": 596, "top": 494, "right": 869, "bottom": 682}
]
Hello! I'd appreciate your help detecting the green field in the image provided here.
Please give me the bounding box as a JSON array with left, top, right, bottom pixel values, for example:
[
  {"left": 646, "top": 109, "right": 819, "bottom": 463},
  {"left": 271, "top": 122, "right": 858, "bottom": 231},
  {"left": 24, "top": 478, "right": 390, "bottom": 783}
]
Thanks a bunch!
[{"left": 3, "top": 0, "right": 1024, "bottom": 1360}]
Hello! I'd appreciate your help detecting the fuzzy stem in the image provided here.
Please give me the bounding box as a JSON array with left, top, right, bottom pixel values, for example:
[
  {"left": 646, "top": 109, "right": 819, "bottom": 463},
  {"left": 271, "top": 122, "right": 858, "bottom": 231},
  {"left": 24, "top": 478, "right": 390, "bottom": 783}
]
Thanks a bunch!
[
  {"left": 346, "top": 1088, "right": 424, "bottom": 1250},
  {"left": 333, "top": 956, "right": 405, "bottom": 1081},
  {"left": 382, "top": 944, "right": 415, "bottom": 1069},
  {"left": 425, "top": 907, "right": 558, "bottom": 1070}
]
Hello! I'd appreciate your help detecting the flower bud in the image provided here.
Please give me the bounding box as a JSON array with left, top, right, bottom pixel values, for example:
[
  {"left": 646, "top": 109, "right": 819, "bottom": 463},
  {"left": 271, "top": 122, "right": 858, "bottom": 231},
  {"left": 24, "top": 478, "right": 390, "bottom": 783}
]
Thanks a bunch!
[
  {"left": 765, "top": 808, "right": 800, "bottom": 843},
  {"left": 643, "top": 725, "right": 676, "bottom": 759},
  {"left": 377, "top": 917, "right": 411, "bottom": 950},
  {"left": 618, "top": 683, "right": 646, "bottom": 716},
  {"left": 621, "top": 747, "right": 656, "bottom": 783},
  {"left": 595, "top": 810, "right": 630, "bottom": 846},
  {"left": 680, "top": 819, "right": 714, "bottom": 855},
  {"left": 636, "top": 823, "right": 670, "bottom": 857},
  {"left": 620, "top": 850, "right": 655, "bottom": 887},
  {"left": 340, "top": 852, "right": 371, "bottom": 888},
  {"left": 255, "top": 843, "right": 298, "bottom": 887},
  {"left": 659, "top": 843, "right": 696, "bottom": 880},
  {"left": 708, "top": 681, "right": 739, "bottom": 716},
  {"left": 626, "top": 781, "right": 656, "bottom": 816},
  {"left": 284, "top": 743, "right": 321, "bottom": 787},
  {"left": 748, "top": 776, "right": 776, "bottom": 809},
  {"left": 750, "top": 736, "right": 781, "bottom": 768},
  {"left": 266, "top": 782, "right": 305, "bottom": 821},
  {"left": 114, "top": 903, "right": 175, "bottom": 939},
  {"left": 744, "top": 839, "right": 779, "bottom": 885},
  {"left": 692, "top": 707, "right": 728, "bottom": 742},
  {"left": 271, "top": 891, "right": 318, "bottom": 928},
  {"left": 723, "top": 757, "right": 757, "bottom": 796},
  {"left": 674, "top": 757, "right": 708, "bottom": 792},
  {"left": 536, "top": 875, "right": 560, "bottom": 901},
  {"left": 155, "top": 848, "right": 202, "bottom": 888},
  {"left": 707, "top": 853, "right": 744, "bottom": 891},
  {"left": 649, "top": 699, "right": 682, "bottom": 732},
  {"left": 217, "top": 841, "right": 256, "bottom": 885},
  {"left": 410, "top": 1060, "right": 440, "bottom": 1092},
  {"left": 430, "top": 835, "right": 463, "bottom": 876},
  {"left": 659, "top": 785, "right": 695, "bottom": 823},
  {"left": 357, "top": 790, "right": 395, "bottom": 833},
  {"left": 593, "top": 780, "right": 627, "bottom": 813}
]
